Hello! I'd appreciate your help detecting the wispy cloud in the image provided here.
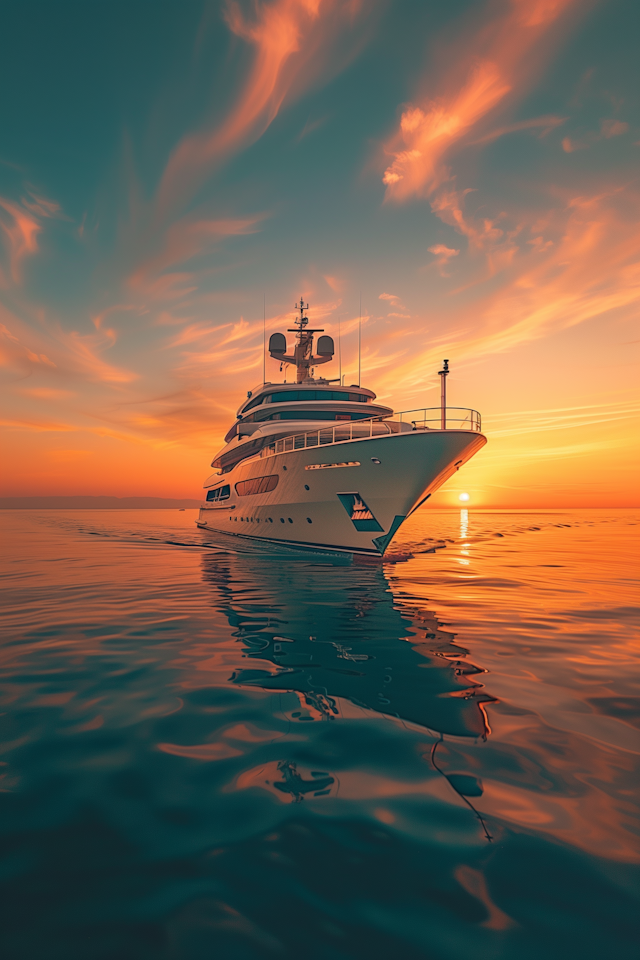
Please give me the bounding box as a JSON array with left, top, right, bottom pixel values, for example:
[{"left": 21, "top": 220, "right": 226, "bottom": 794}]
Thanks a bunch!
[
  {"left": 1, "top": 302, "right": 137, "bottom": 386},
  {"left": 485, "top": 399, "right": 640, "bottom": 438},
  {"left": 0, "top": 191, "right": 62, "bottom": 286},
  {"left": 156, "top": 0, "right": 373, "bottom": 221},
  {"left": 127, "top": 215, "right": 265, "bottom": 300},
  {"left": 471, "top": 114, "right": 567, "bottom": 145},
  {"left": 0, "top": 417, "right": 75, "bottom": 433},
  {"left": 428, "top": 243, "right": 459, "bottom": 276},
  {"left": 0, "top": 198, "right": 42, "bottom": 285},
  {"left": 382, "top": 0, "right": 579, "bottom": 201},
  {"left": 600, "top": 118, "right": 629, "bottom": 139},
  {"left": 562, "top": 117, "right": 630, "bottom": 152},
  {"left": 370, "top": 188, "right": 640, "bottom": 395},
  {"left": 479, "top": 437, "right": 627, "bottom": 463},
  {"left": 0, "top": 314, "right": 56, "bottom": 373}
]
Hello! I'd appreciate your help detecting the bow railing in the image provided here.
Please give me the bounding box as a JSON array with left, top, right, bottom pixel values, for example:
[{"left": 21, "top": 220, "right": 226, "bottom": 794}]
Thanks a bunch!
[
  {"left": 396, "top": 406, "right": 482, "bottom": 431},
  {"left": 258, "top": 406, "right": 481, "bottom": 459}
]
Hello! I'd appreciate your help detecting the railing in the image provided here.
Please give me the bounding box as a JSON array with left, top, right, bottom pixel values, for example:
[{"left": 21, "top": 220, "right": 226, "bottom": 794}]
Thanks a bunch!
[
  {"left": 397, "top": 406, "right": 482, "bottom": 432},
  {"left": 258, "top": 406, "right": 481, "bottom": 459},
  {"left": 259, "top": 419, "right": 399, "bottom": 458}
]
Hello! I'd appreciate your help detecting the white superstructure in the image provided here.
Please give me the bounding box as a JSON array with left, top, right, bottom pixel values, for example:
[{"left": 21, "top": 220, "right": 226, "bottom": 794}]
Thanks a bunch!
[{"left": 197, "top": 299, "right": 486, "bottom": 555}]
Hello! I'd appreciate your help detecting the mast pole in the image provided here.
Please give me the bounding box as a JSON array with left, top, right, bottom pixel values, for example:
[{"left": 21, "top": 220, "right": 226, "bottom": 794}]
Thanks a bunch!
[
  {"left": 294, "top": 296, "right": 310, "bottom": 383},
  {"left": 438, "top": 359, "right": 449, "bottom": 429},
  {"left": 358, "top": 292, "right": 362, "bottom": 386},
  {"left": 262, "top": 293, "right": 266, "bottom": 383}
]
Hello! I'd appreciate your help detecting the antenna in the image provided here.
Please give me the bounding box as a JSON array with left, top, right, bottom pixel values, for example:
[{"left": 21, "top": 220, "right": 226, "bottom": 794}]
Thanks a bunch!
[
  {"left": 338, "top": 315, "right": 342, "bottom": 383},
  {"left": 358, "top": 292, "right": 362, "bottom": 387},
  {"left": 296, "top": 296, "right": 309, "bottom": 328},
  {"left": 262, "top": 293, "right": 266, "bottom": 383}
]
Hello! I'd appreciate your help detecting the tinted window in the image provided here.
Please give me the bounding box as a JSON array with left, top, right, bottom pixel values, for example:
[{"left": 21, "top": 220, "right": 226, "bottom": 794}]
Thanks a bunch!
[
  {"left": 258, "top": 410, "right": 371, "bottom": 422},
  {"left": 206, "top": 485, "right": 230, "bottom": 501},
  {"left": 235, "top": 475, "right": 279, "bottom": 497},
  {"left": 243, "top": 394, "right": 267, "bottom": 412},
  {"left": 269, "top": 390, "right": 368, "bottom": 403},
  {"left": 243, "top": 390, "right": 369, "bottom": 412}
]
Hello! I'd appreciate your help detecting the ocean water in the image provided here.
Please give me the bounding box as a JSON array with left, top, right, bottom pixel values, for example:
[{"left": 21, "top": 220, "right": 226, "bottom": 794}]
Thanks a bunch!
[{"left": 0, "top": 508, "right": 638, "bottom": 960}]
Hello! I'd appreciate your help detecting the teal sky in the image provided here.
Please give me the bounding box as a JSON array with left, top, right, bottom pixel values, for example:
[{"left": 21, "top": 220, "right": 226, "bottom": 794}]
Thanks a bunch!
[{"left": 1, "top": 0, "right": 639, "bottom": 505}]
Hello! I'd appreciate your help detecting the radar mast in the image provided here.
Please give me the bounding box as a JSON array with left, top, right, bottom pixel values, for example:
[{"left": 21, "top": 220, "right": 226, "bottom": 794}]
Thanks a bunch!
[{"left": 268, "top": 297, "right": 335, "bottom": 383}]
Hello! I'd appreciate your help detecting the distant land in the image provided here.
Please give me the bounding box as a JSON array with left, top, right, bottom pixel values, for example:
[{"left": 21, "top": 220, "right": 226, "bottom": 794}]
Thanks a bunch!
[{"left": 0, "top": 496, "right": 202, "bottom": 509}]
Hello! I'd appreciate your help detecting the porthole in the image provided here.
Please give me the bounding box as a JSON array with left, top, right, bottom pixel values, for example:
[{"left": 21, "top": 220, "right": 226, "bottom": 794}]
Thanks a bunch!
[
  {"left": 306, "top": 517, "right": 312, "bottom": 524},
  {"left": 283, "top": 465, "right": 288, "bottom": 471},
  {"left": 280, "top": 518, "right": 285, "bottom": 523},
  {"left": 288, "top": 518, "right": 293, "bottom": 524},
  {"left": 371, "top": 457, "right": 381, "bottom": 464},
  {"left": 304, "top": 484, "right": 309, "bottom": 491}
]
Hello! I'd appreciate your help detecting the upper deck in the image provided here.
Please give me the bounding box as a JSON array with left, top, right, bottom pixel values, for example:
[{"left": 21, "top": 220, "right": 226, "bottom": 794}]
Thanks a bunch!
[{"left": 237, "top": 380, "right": 377, "bottom": 417}]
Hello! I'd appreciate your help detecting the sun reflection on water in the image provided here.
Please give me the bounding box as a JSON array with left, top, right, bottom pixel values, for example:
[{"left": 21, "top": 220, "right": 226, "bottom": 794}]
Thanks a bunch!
[{"left": 460, "top": 507, "right": 469, "bottom": 540}]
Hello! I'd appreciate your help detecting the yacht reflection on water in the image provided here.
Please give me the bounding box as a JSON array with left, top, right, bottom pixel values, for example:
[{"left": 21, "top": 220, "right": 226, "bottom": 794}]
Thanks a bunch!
[{"left": 200, "top": 544, "right": 496, "bottom": 817}]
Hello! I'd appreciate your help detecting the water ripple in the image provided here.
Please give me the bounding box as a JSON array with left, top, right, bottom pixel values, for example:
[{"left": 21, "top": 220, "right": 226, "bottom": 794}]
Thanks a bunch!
[{"left": 0, "top": 508, "right": 638, "bottom": 959}]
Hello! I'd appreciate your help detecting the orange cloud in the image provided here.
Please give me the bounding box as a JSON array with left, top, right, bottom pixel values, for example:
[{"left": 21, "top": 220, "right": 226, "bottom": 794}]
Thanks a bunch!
[
  {"left": 0, "top": 417, "right": 75, "bottom": 432},
  {"left": 0, "top": 316, "right": 56, "bottom": 373},
  {"left": 128, "top": 215, "right": 264, "bottom": 301},
  {"left": 562, "top": 118, "right": 630, "bottom": 153},
  {"left": 0, "top": 190, "right": 62, "bottom": 286},
  {"left": 323, "top": 274, "right": 343, "bottom": 293},
  {"left": 382, "top": 0, "right": 579, "bottom": 202},
  {"left": 562, "top": 135, "right": 585, "bottom": 153},
  {"left": 486, "top": 400, "right": 640, "bottom": 439},
  {"left": 0, "top": 198, "right": 41, "bottom": 284},
  {"left": 20, "top": 192, "right": 63, "bottom": 219},
  {"left": 600, "top": 118, "right": 629, "bottom": 138},
  {"left": 428, "top": 243, "right": 459, "bottom": 276},
  {"left": 60, "top": 327, "right": 138, "bottom": 384},
  {"left": 429, "top": 187, "right": 518, "bottom": 276},
  {"left": 18, "top": 387, "right": 74, "bottom": 399},
  {"left": 471, "top": 114, "right": 567, "bottom": 145},
  {"left": 1, "top": 300, "right": 139, "bottom": 386},
  {"left": 157, "top": 0, "right": 372, "bottom": 221},
  {"left": 370, "top": 188, "right": 640, "bottom": 396}
]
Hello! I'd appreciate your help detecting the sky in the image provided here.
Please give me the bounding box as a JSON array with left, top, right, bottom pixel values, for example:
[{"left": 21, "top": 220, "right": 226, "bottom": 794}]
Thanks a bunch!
[{"left": 1, "top": 0, "right": 638, "bottom": 507}]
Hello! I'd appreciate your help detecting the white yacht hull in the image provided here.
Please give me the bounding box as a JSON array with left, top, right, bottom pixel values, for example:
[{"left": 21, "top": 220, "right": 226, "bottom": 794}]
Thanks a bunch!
[{"left": 196, "top": 429, "right": 486, "bottom": 555}]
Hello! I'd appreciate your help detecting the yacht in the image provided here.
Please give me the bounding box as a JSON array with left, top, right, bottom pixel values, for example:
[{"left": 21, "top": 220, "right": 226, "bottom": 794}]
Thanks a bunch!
[{"left": 196, "top": 299, "right": 486, "bottom": 555}]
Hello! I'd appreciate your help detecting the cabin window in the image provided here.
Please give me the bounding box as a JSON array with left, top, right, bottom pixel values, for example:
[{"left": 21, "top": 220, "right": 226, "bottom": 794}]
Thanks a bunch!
[
  {"left": 243, "top": 394, "right": 269, "bottom": 412},
  {"left": 242, "top": 390, "right": 369, "bottom": 412},
  {"left": 235, "top": 475, "right": 279, "bottom": 497},
  {"left": 206, "top": 484, "right": 230, "bottom": 502},
  {"left": 268, "top": 390, "right": 368, "bottom": 404},
  {"left": 257, "top": 410, "right": 371, "bottom": 422}
]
